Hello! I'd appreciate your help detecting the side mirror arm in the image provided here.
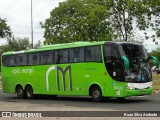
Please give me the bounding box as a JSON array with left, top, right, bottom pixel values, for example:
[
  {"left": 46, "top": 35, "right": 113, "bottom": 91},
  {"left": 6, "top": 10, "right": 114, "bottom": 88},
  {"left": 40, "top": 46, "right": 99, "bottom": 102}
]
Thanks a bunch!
[
  {"left": 148, "top": 56, "right": 160, "bottom": 74},
  {"left": 121, "top": 56, "right": 130, "bottom": 70},
  {"left": 148, "top": 56, "right": 159, "bottom": 69}
]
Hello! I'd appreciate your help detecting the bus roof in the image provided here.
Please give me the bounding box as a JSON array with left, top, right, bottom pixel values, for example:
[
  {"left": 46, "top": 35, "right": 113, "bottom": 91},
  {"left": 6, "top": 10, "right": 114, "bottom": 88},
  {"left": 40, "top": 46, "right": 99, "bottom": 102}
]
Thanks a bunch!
[
  {"left": 2, "top": 41, "right": 143, "bottom": 55},
  {"left": 2, "top": 41, "right": 106, "bottom": 55}
]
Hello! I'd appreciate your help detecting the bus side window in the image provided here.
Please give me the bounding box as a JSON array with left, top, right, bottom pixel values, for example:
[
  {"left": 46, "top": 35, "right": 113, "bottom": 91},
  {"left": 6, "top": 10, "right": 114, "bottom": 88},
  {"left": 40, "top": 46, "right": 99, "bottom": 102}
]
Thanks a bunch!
[
  {"left": 9, "top": 56, "right": 16, "bottom": 66},
  {"left": 104, "top": 46, "right": 112, "bottom": 75},
  {"left": 2, "top": 56, "right": 8, "bottom": 67},
  {"left": 28, "top": 53, "right": 40, "bottom": 65},
  {"left": 58, "top": 49, "right": 68, "bottom": 64},
  {"left": 94, "top": 46, "right": 101, "bottom": 62},
  {"left": 53, "top": 51, "right": 58, "bottom": 64},
  {"left": 48, "top": 52, "right": 54, "bottom": 64},
  {"left": 2, "top": 55, "right": 11, "bottom": 67},
  {"left": 16, "top": 54, "right": 27, "bottom": 66},
  {"left": 41, "top": 52, "right": 48, "bottom": 64},
  {"left": 69, "top": 47, "right": 84, "bottom": 63},
  {"left": 40, "top": 51, "right": 53, "bottom": 65},
  {"left": 104, "top": 45, "right": 124, "bottom": 81},
  {"left": 85, "top": 46, "right": 101, "bottom": 62}
]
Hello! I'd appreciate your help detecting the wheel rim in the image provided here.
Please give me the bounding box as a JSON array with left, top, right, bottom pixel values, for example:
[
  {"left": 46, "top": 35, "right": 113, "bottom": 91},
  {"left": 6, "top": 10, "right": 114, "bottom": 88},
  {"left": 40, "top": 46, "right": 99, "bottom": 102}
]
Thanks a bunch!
[
  {"left": 27, "top": 89, "right": 32, "bottom": 98},
  {"left": 16, "top": 86, "right": 24, "bottom": 98},
  {"left": 17, "top": 89, "right": 23, "bottom": 96},
  {"left": 25, "top": 85, "right": 34, "bottom": 99},
  {"left": 93, "top": 90, "right": 100, "bottom": 98}
]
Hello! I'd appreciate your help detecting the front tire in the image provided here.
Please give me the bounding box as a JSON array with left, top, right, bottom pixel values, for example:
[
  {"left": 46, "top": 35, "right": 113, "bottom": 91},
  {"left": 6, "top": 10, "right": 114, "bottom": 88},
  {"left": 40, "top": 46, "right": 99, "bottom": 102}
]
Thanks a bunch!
[
  {"left": 91, "top": 86, "right": 102, "bottom": 102},
  {"left": 117, "top": 97, "right": 125, "bottom": 101},
  {"left": 25, "top": 85, "right": 34, "bottom": 99},
  {"left": 16, "top": 85, "right": 24, "bottom": 99}
]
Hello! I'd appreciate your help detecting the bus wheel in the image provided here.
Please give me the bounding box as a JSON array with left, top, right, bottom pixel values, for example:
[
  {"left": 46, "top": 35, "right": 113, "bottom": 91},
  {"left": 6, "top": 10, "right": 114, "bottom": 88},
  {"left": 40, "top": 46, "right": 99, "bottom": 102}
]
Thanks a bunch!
[
  {"left": 91, "top": 86, "right": 102, "bottom": 102},
  {"left": 25, "top": 85, "right": 34, "bottom": 99},
  {"left": 16, "top": 85, "right": 24, "bottom": 99},
  {"left": 117, "top": 97, "right": 125, "bottom": 101}
]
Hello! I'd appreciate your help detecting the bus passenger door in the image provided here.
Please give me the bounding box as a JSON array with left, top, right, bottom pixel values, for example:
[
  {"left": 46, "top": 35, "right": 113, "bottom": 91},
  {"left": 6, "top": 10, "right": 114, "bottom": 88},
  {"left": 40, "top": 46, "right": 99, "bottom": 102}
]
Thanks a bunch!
[{"left": 104, "top": 44, "right": 125, "bottom": 96}]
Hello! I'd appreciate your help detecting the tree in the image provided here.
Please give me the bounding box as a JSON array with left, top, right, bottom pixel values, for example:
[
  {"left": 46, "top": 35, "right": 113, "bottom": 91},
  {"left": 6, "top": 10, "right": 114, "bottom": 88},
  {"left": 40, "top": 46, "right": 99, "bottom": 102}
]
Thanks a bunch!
[
  {"left": 41, "top": 0, "right": 160, "bottom": 44},
  {"left": 41, "top": 0, "right": 114, "bottom": 44},
  {"left": 105, "top": 0, "right": 147, "bottom": 41},
  {"left": 0, "top": 37, "right": 41, "bottom": 56},
  {"left": 148, "top": 46, "right": 160, "bottom": 67},
  {"left": 0, "top": 18, "right": 12, "bottom": 38},
  {"left": 147, "top": 0, "right": 160, "bottom": 43},
  {"left": 105, "top": 0, "right": 160, "bottom": 42},
  {"left": 150, "top": 46, "right": 160, "bottom": 61}
]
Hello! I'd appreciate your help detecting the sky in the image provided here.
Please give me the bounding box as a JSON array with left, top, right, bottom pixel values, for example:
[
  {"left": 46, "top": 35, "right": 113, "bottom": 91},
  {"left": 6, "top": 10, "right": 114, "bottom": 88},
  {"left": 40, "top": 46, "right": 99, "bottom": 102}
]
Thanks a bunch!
[
  {"left": 0, "top": 0, "right": 65, "bottom": 44},
  {"left": 0, "top": 0, "right": 159, "bottom": 51}
]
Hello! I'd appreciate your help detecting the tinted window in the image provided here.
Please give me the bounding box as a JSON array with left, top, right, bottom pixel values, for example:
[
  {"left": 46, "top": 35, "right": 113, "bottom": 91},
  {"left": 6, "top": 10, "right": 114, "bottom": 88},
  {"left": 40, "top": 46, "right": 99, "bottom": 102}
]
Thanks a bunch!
[
  {"left": 40, "top": 51, "right": 53, "bottom": 65},
  {"left": 104, "top": 45, "right": 119, "bottom": 63},
  {"left": 2, "top": 55, "right": 16, "bottom": 67},
  {"left": 28, "top": 53, "right": 40, "bottom": 65},
  {"left": 104, "top": 45, "right": 124, "bottom": 81},
  {"left": 85, "top": 46, "right": 101, "bottom": 62},
  {"left": 121, "top": 44, "right": 147, "bottom": 58},
  {"left": 16, "top": 54, "right": 27, "bottom": 66},
  {"left": 58, "top": 49, "right": 68, "bottom": 64},
  {"left": 69, "top": 48, "right": 84, "bottom": 63},
  {"left": 53, "top": 51, "right": 58, "bottom": 64},
  {"left": 2, "top": 55, "right": 8, "bottom": 67},
  {"left": 104, "top": 46, "right": 111, "bottom": 62}
]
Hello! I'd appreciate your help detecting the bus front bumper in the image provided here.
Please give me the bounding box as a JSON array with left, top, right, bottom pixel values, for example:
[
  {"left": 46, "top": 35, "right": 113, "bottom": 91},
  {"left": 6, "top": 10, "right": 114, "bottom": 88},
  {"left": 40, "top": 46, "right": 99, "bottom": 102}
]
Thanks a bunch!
[{"left": 124, "top": 88, "right": 153, "bottom": 97}]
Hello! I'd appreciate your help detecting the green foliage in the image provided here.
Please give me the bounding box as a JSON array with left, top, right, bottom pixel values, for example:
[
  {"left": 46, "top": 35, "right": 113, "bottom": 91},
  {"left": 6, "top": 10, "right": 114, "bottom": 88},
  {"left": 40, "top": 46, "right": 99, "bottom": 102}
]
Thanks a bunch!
[
  {"left": 142, "top": 0, "right": 160, "bottom": 43},
  {"left": 0, "top": 37, "right": 41, "bottom": 55},
  {"left": 41, "top": 0, "right": 160, "bottom": 44},
  {"left": 105, "top": 0, "right": 160, "bottom": 41},
  {"left": 108, "top": 0, "right": 160, "bottom": 42},
  {"left": 0, "top": 18, "right": 12, "bottom": 38},
  {"left": 156, "top": 29, "right": 160, "bottom": 37},
  {"left": 150, "top": 46, "right": 160, "bottom": 61},
  {"left": 41, "top": 0, "right": 114, "bottom": 44},
  {"left": 149, "top": 46, "right": 160, "bottom": 66}
]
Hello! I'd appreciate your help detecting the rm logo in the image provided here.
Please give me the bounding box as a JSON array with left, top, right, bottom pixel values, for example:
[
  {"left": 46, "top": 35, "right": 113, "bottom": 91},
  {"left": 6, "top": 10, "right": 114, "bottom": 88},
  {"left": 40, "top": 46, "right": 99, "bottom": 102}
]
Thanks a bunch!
[{"left": 46, "top": 65, "right": 72, "bottom": 91}]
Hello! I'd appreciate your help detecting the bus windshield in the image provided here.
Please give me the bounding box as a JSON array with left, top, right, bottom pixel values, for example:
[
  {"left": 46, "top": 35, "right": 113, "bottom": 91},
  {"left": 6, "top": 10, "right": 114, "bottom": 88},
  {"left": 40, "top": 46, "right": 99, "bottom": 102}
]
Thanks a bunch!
[
  {"left": 120, "top": 44, "right": 147, "bottom": 59},
  {"left": 118, "top": 43, "right": 152, "bottom": 83}
]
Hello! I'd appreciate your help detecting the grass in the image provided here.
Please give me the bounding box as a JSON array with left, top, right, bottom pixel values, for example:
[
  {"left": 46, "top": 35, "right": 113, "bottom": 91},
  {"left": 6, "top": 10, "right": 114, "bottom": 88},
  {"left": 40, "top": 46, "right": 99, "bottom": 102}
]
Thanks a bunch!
[
  {"left": 0, "top": 75, "right": 1, "bottom": 89},
  {"left": 152, "top": 73, "right": 160, "bottom": 93}
]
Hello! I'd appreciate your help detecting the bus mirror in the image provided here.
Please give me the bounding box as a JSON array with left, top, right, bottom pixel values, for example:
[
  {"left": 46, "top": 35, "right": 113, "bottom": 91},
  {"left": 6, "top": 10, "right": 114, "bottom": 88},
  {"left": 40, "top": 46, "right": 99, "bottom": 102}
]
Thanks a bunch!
[
  {"left": 148, "top": 56, "right": 159, "bottom": 69},
  {"left": 121, "top": 56, "right": 130, "bottom": 70}
]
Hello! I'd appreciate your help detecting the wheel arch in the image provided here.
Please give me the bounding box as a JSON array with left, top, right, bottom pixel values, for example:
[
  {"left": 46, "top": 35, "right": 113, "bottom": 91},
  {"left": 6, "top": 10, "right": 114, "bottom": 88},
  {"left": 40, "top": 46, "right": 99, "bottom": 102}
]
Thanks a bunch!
[
  {"left": 15, "top": 84, "right": 23, "bottom": 92},
  {"left": 25, "top": 83, "right": 33, "bottom": 90}
]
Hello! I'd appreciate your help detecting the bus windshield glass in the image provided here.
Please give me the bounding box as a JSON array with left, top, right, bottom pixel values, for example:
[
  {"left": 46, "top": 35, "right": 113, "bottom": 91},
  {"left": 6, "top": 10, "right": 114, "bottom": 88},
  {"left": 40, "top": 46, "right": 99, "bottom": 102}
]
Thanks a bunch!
[
  {"left": 119, "top": 43, "right": 152, "bottom": 83},
  {"left": 120, "top": 44, "right": 147, "bottom": 59}
]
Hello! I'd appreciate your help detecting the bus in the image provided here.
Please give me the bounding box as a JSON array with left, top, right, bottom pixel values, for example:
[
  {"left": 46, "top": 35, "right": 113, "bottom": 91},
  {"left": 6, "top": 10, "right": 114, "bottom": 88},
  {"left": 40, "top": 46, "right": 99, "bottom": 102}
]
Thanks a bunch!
[{"left": 1, "top": 41, "right": 159, "bottom": 101}]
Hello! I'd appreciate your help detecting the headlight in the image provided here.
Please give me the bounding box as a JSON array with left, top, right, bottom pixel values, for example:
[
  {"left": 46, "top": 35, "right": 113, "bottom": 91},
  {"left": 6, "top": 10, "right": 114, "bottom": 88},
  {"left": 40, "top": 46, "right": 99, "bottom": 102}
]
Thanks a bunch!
[{"left": 127, "top": 86, "right": 136, "bottom": 90}]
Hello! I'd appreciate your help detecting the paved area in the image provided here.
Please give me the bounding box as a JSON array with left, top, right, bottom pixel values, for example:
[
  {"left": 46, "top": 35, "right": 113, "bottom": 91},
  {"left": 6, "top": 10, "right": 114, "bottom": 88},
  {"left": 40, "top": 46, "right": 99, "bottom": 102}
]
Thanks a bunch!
[{"left": 0, "top": 89, "right": 160, "bottom": 119}]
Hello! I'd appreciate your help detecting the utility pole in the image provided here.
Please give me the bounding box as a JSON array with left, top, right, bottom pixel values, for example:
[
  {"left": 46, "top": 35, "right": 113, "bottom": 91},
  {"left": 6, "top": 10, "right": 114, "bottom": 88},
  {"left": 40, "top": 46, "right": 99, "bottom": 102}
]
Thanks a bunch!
[{"left": 31, "top": 0, "right": 34, "bottom": 48}]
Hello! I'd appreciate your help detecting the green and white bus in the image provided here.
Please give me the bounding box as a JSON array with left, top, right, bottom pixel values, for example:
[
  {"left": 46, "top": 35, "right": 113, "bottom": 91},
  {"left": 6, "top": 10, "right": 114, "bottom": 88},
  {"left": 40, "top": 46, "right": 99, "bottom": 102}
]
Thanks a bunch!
[{"left": 1, "top": 41, "right": 159, "bottom": 101}]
